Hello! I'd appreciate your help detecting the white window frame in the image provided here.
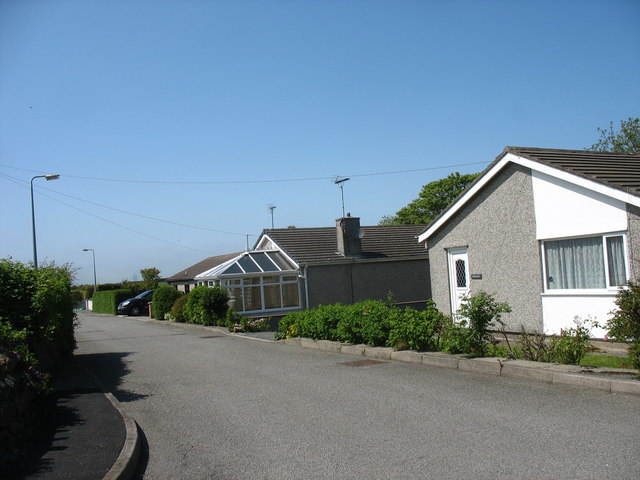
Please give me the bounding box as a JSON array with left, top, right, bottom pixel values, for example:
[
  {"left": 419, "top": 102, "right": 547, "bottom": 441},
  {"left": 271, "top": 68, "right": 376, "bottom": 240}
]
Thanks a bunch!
[
  {"left": 540, "top": 232, "right": 628, "bottom": 295},
  {"left": 221, "top": 274, "right": 301, "bottom": 313}
]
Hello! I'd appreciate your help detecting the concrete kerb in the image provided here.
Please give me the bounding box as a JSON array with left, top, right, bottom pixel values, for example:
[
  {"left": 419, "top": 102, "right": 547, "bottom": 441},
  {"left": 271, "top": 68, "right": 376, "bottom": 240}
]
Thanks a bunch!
[
  {"left": 279, "top": 336, "right": 640, "bottom": 396},
  {"left": 83, "top": 369, "right": 141, "bottom": 480}
]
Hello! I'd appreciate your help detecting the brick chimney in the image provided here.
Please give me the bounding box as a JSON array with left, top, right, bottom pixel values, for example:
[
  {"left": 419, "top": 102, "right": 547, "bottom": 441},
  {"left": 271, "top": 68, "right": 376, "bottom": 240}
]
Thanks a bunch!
[{"left": 336, "top": 214, "right": 362, "bottom": 257}]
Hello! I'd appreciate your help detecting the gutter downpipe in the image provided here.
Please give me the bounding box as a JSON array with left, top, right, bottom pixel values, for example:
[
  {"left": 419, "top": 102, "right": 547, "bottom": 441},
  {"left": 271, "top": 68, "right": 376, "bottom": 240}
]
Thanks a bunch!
[{"left": 304, "top": 264, "right": 310, "bottom": 309}]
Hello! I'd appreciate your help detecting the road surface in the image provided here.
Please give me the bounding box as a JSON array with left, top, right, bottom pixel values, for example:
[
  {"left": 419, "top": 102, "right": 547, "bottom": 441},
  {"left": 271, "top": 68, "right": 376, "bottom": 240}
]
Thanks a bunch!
[{"left": 76, "top": 312, "right": 640, "bottom": 479}]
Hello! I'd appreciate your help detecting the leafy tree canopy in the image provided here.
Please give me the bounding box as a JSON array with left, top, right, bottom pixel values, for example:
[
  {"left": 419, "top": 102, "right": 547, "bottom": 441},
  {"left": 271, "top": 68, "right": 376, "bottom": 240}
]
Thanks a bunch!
[
  {"left": 380, "top": 172, "right": 479, "bottom": 225},
  {"left": 589, "top": 117, "right": 640, "bottom": 154},
  {"left": 140, "top": 267, "right": 161, "bottom": 290}
]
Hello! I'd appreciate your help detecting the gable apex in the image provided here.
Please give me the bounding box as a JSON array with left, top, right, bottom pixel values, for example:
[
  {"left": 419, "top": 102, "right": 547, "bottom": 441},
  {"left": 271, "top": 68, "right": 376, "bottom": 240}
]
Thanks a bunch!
[{"left": 418, "top": 146, "right": 640, "bottom": 243}]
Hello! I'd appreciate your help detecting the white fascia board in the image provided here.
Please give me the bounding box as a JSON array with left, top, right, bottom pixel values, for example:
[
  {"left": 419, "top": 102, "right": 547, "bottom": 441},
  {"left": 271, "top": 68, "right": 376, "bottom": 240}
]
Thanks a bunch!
[
  {"left": 254, "top": 233, "right": 300, "bottom": 269},
  {"left": 417, "top": 152, "right": 640, "bottom": 243},
  {"left": 194, "top": 254, "right": 244, "bottom": 280}
]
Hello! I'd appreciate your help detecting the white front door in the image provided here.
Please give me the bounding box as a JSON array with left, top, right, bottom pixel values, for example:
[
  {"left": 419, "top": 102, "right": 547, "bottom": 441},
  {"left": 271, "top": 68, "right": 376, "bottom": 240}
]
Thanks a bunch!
[{"left": 447, "top": 248, "right": 470, "bottom": 316}]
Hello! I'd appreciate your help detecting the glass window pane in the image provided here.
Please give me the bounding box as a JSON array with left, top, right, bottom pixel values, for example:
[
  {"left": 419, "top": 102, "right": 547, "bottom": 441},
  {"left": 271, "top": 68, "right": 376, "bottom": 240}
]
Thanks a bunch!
[
  {"left": 244, "top": 286, "right": 262, "bottom": 310},
  {"left": 282, "top": 283, "right": 300, "bottom": 308},
  {"left": 268, "top": 252, "right": 295, "bottom": 271},
  {"left": 252, "top": 252, "right": 279, "bottom": 272},
  {"left": 224, "top": 279, "right": 241, "bottom": 286},
  {"left": 282, "top": 275, "right": 298, "bottom": 282},
  {"left": 227, "top": 287, "right": 244, "bottom": 312},
  {"left": 545, "top": 236, "right": 605, "bottom": 289},
  {"left": 221, "top": 263, "right": 243, "bottom": 275},
  {"left": 606, "top": 236, "right": 626, "bottom": 286},
  {"left": 262, "top": 275, "right": 279, "bottom": 284},
  {"left": 245, "top": 277, "right": 261, "bottom": 285},
  {"left": 455, "top": 260, "right": 466, "bottom": 288},
  {"left": 238, "top": 255, "right": 261, "bottom": 273},
  {"left": 263, "top": 285, "right": 281, "bottom": 309}
]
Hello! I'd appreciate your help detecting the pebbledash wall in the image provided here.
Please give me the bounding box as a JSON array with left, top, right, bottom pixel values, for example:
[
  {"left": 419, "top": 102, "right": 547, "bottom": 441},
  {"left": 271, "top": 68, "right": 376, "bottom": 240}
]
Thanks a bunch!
[
  {"left": 426, "top": 163, "right": 543, "bottom": 332},
  {"left": 305, "top": 258, "right": 430, "bottom": 308}
]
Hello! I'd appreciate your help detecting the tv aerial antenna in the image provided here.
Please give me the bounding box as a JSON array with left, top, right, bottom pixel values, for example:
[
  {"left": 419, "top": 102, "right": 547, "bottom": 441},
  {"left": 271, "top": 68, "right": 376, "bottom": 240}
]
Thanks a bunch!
[
  {"left": 267, "top": 204, "right": 276, "bottom": 229},
  {"left": 334, "top": 176, "right": 350, "bottom": 218}
]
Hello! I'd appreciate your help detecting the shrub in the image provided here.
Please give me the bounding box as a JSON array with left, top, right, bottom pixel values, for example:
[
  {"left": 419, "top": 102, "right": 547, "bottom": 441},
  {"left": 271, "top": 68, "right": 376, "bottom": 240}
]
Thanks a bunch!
[
  {"left": 348, "top": 300, "right": 395, "bottom": 347},
  {"left": 0, "top": 259, "right": 76, "bottom": 462},
  {"left": 293, "top": 304, "right": 343, "bottom": 340},
  {"left": 548, "top": 318, "right": 591, "bottom": 365},
  {"left": 608, "top": 280, "right": 640, "bottom": 370},
  {"left": 92, "top": 289, "right": 136, "bottom": 315},
  {"left": 387, "top": 302, "right": 446, "bottom": 351},
  {"left": 170, "top": 294, "right": 189, "bottom": 323},
  {"left": 152, "top": 285, "right": 182, "bottom": 320},
  {"left": 183, "top": 285, "right": 229, "bottom": 326},
  {"left": 455, "top": 291, "right": 511, "bottom": 356}
]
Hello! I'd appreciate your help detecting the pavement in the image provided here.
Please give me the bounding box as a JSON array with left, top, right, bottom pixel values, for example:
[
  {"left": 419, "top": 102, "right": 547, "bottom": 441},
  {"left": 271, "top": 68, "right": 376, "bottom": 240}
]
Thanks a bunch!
[
  {"left": 6, "top": 356, "right": 140, "bottom": 480},
  {"left": 7, "top": 315, "right": 639, "bottom": 480}
]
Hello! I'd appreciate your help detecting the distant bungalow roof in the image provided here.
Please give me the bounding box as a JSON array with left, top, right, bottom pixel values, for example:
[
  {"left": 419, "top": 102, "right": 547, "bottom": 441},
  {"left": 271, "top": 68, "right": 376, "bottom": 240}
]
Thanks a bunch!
[
  {"left": 166, "top": 252, "right": 243, "bottom": 282},
  {"left": 260, "top": 224, "right": 428, "bottom": 265}
]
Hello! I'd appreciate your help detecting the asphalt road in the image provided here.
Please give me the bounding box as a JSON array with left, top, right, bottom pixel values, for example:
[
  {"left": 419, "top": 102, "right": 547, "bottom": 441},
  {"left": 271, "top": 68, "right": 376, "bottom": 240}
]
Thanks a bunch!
[{"left": 76, "top": 312, "right": 640, "bottom": 480}]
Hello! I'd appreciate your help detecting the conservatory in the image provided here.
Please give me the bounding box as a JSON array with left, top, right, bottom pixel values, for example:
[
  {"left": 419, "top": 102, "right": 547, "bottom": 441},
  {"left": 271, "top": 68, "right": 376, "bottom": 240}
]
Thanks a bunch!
[{"left": 194, "top": 250, "right": 301, "bottom": 314}]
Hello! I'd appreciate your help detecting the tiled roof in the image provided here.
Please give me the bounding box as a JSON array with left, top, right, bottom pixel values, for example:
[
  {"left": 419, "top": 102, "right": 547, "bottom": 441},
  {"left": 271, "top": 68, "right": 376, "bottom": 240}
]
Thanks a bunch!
[
  {"left": 502, "top": 146, "right": 640, "bottom": 196},
  {"left": 166, "top": 252, "right": 243, "bottom": 282},
  {"left": 263, "top": 225, "right": 428, "bottom": 264}
]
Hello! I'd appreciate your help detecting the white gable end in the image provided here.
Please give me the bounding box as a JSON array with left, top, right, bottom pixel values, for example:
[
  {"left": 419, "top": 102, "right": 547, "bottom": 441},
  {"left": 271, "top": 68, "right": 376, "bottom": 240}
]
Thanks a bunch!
[{"left": 532, "top": 169, "right": 627, "bottom": 240}]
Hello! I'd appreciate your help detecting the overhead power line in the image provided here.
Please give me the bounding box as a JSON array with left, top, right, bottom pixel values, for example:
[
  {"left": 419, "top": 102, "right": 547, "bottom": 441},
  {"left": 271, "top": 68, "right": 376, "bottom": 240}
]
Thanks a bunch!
[
  {"left": 0, "top": 161, "right": 489, "bottom": 185},
  {"left": 0, "top": 173, "right": 252, "bottom": 254}
]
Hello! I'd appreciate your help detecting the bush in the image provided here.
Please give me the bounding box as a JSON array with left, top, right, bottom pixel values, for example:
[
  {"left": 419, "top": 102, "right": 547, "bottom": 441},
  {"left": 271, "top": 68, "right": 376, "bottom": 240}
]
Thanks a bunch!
[
  {"left": 170, "top": 295, "right": 189, "bottom": 323},
  {"left": 455, "top": 291, "right": 511, "bottom": 356},
  {"left": 387, "top": 302, "right": 446, "bottom": 351},
  {"left": 183, "top": 286, "right": 229, "bottom": 326},
  {"left": 0, "top": 259, "right": 76, "bottom": 463},
  {"left": 608, "top": 280, "right": 640, "bottom": 370},
  {"left": 548, "top": 319, "right": 591, "bottom": 365},
  {"left": 92, "top": 289, "right": 136, "bottom": 315},
  {"left": 152, "top": 285, "right": 182, "bottom": 320}
]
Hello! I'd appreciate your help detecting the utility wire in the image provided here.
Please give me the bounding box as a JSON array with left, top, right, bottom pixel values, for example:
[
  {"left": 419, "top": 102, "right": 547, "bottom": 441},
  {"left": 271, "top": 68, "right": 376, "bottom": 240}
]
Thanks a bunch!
[
  {"left": 0, "top": 161, "right": 489, "bottom": 185},
  {"left": 1, "top": 172, "right": 259, "bottom": 238},
  {"left": 0, "top": 174, "right": 236, "bottom": 255}
]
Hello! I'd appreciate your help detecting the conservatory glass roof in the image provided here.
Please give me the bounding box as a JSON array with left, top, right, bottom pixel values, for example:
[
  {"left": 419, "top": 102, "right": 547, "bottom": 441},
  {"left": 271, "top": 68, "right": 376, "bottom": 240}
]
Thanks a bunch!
[{"left": 195, "top": 250, "right": 298, "bottom": 279}]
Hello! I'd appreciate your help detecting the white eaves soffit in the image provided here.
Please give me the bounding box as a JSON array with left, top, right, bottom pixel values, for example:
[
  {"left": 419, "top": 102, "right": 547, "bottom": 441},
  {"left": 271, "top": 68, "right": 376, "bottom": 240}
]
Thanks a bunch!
[{"left": 417, "top": 152, "right": 640, "bottom": 244}]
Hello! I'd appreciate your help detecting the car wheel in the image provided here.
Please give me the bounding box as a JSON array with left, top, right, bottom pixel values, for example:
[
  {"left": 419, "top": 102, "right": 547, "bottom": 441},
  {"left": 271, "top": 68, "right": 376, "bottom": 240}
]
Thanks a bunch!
[{"left": 131, "top": 305, "right": 141, "bottom": 316}]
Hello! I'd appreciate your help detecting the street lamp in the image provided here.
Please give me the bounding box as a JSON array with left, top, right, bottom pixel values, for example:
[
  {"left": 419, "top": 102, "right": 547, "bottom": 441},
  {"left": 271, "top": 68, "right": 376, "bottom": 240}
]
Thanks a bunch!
[
  {"left": 83, "top": 248, "right": 97, "bottom": 292},
  {"left": 31, "top": 174, "right": 60, "bottom": 268}
]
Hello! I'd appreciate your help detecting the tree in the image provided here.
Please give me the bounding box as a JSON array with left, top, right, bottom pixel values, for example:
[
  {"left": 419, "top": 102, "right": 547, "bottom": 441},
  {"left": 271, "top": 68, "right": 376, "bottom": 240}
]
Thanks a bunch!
[
  {"left": 589, "top": 117, "right": 640, "bottom": 154},
  {"left": 380, "top": 172, "right": 479, "bottom": 225},
  {"left": 140, "top": 267, "right": 161, "bottom": 290}
]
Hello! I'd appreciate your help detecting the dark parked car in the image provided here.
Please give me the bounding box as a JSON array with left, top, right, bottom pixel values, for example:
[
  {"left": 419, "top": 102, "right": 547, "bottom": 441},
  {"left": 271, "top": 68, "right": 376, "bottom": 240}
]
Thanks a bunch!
[{"left": 117, "top": 289, "right": 154, "bottom": 316}]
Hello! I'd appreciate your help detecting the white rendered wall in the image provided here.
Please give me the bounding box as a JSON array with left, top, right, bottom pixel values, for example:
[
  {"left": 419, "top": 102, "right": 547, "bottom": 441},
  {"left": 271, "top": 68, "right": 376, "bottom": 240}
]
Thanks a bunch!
[
  {"left": 531, "top": 170, "right": 627, "bottom": 240},
  {"left": 541, "top": 294, "right": 611, "bottom": 338},
  {"left": 531, "top": 169, "right": 627, "bottom": 336}
]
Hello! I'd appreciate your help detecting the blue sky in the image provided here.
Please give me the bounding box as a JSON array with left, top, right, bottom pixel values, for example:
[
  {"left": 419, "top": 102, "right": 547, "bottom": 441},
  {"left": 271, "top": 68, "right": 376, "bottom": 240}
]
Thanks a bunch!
[{"left": 1, "top": 0, "right": 639, "bottom": 285}]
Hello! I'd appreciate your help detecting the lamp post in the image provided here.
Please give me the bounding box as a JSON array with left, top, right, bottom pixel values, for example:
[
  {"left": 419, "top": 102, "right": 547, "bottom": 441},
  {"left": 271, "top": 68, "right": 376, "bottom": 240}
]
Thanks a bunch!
[
  {"left": 83, "top": 248, "right": 97, "bottom": 292},
  {"left": 31, "top": 174, "right": 60, "bottom": 268}
]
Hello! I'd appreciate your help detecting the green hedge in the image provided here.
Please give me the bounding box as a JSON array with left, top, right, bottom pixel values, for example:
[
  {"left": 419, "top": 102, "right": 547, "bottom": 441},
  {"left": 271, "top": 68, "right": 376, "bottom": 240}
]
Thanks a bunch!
[
  {"left": 152, "top": 285, "right": 182, "bottom": 320},
  {"left": 92, "top": 289, "right": 135, "bottom": 314}
]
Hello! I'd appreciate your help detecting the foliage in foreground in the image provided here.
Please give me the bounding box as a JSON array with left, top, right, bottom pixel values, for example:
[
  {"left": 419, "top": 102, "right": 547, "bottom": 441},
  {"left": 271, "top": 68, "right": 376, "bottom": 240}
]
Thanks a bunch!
[
  {"left": 0, "top": 259, "right": 77, "bottom": 463},
  {"left": 183, "top": 285, "right": 230, "bottom": 326},
  {"left": 607, "top": 280, "right": 640, "bottom": 370},
  {"left": 277, "top": 291, "right": 603, "bottom": 366},
  {"left": 152, "top": 285, "right": 182, "bottom": 320}
]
